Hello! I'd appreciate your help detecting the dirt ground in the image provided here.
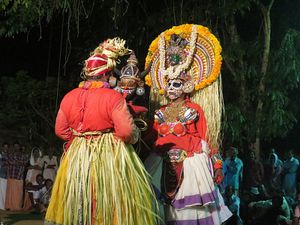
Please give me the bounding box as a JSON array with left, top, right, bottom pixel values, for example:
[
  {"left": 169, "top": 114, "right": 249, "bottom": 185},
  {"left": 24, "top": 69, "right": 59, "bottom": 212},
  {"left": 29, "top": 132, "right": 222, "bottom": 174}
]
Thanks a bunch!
[{"left": 0, "top": 209, "right": 43, "bottom": 225}]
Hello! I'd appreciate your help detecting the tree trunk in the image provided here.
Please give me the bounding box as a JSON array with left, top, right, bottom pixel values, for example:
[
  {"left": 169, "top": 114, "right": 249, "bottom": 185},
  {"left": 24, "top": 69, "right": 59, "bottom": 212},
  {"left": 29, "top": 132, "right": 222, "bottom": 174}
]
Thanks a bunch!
[
  {"left": 223, "top": 14, "right": 248, "bottom": 147},
  {"left": 254, "top": 0, "right": 275, "bottom": 158}
]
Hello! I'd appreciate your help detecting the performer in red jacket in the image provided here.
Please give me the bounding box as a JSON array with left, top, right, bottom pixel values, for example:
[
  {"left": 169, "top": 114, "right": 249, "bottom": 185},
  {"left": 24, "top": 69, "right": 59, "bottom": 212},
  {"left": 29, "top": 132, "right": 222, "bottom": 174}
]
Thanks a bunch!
[
  {"left": 44, "top": 38, "right": 158, "bottom": 225},
  {"left": 144, "top": 24, "right": 232, "bottom": 225}
]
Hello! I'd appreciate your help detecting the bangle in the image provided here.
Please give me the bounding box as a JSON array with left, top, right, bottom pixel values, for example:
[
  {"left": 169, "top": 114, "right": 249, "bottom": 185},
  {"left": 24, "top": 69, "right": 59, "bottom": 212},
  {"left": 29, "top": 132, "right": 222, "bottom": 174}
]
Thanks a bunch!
[{"left": 213, "top": 159, "right": 222, "bottom": 170}]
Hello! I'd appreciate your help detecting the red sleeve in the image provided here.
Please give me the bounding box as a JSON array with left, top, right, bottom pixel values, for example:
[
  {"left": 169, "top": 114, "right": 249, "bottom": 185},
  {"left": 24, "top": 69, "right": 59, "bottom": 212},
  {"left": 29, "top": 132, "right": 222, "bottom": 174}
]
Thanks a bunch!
[
  {"left": 55, "top": 109, "right": 72, "bottom": 141},
  {"left": 111, "top": 98, "right": 135, "bottom": 143},
  {"left": 186, "top": 101, "right": 207, "bottom": 141}
]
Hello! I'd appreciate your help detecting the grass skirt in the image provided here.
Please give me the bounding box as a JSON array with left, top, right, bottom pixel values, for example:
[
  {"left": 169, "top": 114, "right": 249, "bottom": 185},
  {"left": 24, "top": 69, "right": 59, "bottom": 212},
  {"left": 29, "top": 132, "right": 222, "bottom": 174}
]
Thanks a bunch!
[{"left": 44, "top": 133, "right": 158, "bottom": 225}]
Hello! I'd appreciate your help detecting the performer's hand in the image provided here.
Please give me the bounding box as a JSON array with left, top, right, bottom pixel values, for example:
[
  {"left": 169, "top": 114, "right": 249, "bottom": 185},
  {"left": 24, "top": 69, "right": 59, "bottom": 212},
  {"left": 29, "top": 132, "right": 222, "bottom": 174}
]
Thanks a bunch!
[{"left": 214, "top": 168, "right": 223, "bottom": 184}]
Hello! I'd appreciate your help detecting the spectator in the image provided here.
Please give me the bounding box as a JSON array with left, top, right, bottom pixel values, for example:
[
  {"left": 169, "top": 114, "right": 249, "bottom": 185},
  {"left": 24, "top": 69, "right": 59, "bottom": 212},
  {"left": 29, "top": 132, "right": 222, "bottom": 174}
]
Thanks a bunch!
[
  {"left": 5, "top": 142, "right": 28, "bottom": 210},
  {"left": 42, "top": 147, "right": 58, "bottom": 181},
  {"left": 293, "top": 192, "right": 300, "bottom": 225},
  {"left": 0, "top": 143, "right": 9, "bottom": 210},
  {"left": 25, "top": 174, "right": 45, "bottom": 208},
  {"left": 243, "top": 151, "right": 265, "bottom": 196},
  {"left": 282, "top": 149, "right": 299, "bottom": 201},
  {"left": 36, "top": 179, "right": 53, "bottom": 214},
  {"left": 224, "top": 185, "right": 243, "bottom": 225},
  {"left": 264, "top": 149, "right": 283, "bottom": 191},
  {"left": 25, "top": 147, "right": 43, "bottom": 184},
  {"left": 248, "top": 191, "right": 291, "bottom": 225},
  {"left": 223, "top": 147, "right": 244, "bottom": 195}
]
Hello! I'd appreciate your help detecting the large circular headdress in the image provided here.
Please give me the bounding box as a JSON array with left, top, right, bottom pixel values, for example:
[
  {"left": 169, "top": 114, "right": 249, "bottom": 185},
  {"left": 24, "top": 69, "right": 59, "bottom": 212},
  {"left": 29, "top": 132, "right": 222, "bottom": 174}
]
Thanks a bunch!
[
  {"left": 145, "top": 24, "right": 224, "bottom": 149},
  {"left": 145, "top": 24, "right": 222, "bottom": 93}
]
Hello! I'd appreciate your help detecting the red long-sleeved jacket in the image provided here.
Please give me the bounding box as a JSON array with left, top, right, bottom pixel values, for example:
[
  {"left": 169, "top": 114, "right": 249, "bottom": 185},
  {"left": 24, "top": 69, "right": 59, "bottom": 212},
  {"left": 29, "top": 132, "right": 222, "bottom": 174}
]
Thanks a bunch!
[{"left": 55, "top": 84, "right": 135, "bottom": 147}]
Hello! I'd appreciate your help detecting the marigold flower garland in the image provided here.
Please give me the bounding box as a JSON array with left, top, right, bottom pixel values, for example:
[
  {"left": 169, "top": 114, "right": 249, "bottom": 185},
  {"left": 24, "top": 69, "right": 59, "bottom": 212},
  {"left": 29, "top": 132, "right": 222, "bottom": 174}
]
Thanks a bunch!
[
  {"left": 159, "top": 25, "right": 197, "bottom": 80},
  {"left": 144, "top": 24, "right": 222, "bottom": 95}
]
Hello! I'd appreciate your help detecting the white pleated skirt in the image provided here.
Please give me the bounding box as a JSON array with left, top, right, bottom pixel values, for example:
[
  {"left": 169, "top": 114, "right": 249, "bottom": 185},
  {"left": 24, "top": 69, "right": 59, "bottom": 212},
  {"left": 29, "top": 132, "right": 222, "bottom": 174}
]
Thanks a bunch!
[{"left": 144, "top": 152, "right": 232, "bottom": 225}]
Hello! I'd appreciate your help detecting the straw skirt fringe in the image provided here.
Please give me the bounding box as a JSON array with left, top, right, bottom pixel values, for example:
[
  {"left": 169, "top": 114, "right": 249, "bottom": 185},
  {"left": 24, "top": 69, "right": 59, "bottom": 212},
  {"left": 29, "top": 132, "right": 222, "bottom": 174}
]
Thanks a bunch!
[{"left": 44, "top": 133, "right": 158, "bottom": 225}]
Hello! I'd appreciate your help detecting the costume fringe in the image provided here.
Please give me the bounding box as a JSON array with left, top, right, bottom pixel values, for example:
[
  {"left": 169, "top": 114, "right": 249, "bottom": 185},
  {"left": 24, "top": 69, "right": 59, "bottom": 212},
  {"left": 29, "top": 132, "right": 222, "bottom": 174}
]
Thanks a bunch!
[
  {"left": 192, "top": 76, "right": 224, "bottom": 149},
  {"left": 45, "top": 133, "right": 159, "bottom": 225}
]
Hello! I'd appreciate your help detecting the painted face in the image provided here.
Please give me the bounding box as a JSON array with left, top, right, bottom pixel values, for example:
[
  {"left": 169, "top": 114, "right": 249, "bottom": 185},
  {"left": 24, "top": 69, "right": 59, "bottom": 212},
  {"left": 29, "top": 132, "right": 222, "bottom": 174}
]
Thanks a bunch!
[
  {"left": 166, "top": 79, "right": 184, "bottom": 100},
  {"left": 116, "top": 77, "right": 138, "bottom": 98}
]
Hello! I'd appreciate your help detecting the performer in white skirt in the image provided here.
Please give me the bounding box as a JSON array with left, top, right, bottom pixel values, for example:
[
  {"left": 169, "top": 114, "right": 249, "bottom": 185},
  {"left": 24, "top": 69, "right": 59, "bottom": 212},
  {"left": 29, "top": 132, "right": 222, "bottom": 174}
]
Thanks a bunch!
[{"left": 144, "top": 24, "right": 232, "bottom": 224}]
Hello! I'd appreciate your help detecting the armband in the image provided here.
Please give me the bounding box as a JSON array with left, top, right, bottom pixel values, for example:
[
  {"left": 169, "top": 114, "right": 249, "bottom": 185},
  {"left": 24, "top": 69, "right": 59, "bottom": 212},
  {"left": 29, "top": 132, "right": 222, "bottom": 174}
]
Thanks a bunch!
[
  {"left": 211, "top": 152, "right": 223, "bottom": 170},
  {"left": 213, "top": 159, "right": 223, "bottom": 170}
]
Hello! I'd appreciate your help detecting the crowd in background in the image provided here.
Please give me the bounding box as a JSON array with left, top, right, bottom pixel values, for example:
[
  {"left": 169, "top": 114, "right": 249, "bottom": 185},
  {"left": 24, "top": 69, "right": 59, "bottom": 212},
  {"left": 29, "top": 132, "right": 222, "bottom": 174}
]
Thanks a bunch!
[
  {"left": 221, "top": 146, "right": 300, "bottom": 225},
  {"left": 2, "top": 140, "right": 300, "bottom": 224},
  {"left": 0, "top": 142, "right": 58, "bottom": 215}
]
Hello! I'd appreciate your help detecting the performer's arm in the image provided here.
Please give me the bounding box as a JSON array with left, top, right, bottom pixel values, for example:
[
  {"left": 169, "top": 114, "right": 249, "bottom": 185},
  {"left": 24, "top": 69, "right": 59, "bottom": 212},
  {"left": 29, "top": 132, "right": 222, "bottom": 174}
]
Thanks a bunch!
[
  {"left": 111, "top": 98, "right": 139, "bottom": 144},
  {"left": 55, "top": 109, "right": 72, "bottom": 141}
]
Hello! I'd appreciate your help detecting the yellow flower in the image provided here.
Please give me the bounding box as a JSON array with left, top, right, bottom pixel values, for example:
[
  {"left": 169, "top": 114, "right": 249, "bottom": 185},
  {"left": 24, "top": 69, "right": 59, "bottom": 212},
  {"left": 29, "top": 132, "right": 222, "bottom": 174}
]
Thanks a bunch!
[
  {"left": 158, "top": 89, "right": 164, "bottom": 95},
  {"left": 145, "top": 75, "right": 152, "bottom": 87}
]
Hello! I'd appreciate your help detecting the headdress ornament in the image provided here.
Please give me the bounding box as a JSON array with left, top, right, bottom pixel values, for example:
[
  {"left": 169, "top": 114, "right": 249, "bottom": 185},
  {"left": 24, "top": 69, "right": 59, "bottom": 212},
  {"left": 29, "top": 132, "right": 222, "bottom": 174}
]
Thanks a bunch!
[
  {"left": 114, "top": 52, "right": 146, "bottom": 97},
  {"left": 145, "top": 24, "right": 222, "bottom": 93},
  {"left": 120, "top": 52, "right": 140, "bottom": 79},
  {"left": 83, "top": 37, "right": 131, "bottom": 78}
]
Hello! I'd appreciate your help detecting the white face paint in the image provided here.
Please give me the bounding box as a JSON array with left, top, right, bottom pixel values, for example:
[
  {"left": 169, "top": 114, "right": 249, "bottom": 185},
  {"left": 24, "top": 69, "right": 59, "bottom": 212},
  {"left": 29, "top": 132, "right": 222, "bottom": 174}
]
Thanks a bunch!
[{"left": 166, "top": 79, "right": 184, "bottom": 100}]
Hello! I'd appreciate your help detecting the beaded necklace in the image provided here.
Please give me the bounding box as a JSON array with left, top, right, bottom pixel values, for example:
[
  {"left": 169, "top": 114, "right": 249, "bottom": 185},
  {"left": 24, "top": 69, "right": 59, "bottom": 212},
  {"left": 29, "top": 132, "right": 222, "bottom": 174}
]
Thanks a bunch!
[{"left": 163, "top": 101, "right": 187, "bottom": 122}]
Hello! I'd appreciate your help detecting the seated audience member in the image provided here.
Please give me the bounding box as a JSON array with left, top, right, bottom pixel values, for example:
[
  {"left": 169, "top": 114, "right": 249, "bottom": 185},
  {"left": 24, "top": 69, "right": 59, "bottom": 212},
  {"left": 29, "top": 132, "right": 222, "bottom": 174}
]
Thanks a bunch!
[
  {"left": 224, "top": 186, "right": 243, "bottom": 225},
  {"left": 25, "top": 174, "right": 44, "bottom": 207},
  {"left": 36, "top": 179, "right": 53, "bottom": 214},
  {"left": 248, "top": 192, "right": 291, "bottom": 225},
  {"left": 292, "top": 192, "right": 300, "bottom": 225}
]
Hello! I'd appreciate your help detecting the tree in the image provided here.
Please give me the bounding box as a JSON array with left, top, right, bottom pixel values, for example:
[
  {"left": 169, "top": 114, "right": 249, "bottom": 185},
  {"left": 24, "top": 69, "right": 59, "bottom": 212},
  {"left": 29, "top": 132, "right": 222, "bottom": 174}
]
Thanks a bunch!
[
  {"left": 217, "top": 0, "right": 300, "bottom": 156},
  {"left": 0, "top": 71, "right": 68, "bottom": 146},
  {"left": 1, "top": 0, "right": 300, "bottom": 156}
]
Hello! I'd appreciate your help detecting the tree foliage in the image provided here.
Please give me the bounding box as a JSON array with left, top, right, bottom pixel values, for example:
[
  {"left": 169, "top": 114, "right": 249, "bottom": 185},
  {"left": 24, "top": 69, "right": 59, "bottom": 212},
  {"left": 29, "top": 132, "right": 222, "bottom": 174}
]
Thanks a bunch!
[
  {"left": 0, "top": 0, "right": 300, "bottom": 152},
  {"left": 0, "top": 71, "right": 65, "bottom": 145},
  {"left": 0, "top": 0, "right": 97, "bottom": 37}
]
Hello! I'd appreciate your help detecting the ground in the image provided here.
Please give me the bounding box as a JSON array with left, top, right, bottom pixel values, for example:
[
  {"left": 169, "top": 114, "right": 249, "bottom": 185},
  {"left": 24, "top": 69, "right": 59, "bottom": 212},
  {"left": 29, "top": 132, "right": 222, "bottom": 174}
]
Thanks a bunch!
[{"left": 0, "top": 210, "right": 43, "bottom": 225}]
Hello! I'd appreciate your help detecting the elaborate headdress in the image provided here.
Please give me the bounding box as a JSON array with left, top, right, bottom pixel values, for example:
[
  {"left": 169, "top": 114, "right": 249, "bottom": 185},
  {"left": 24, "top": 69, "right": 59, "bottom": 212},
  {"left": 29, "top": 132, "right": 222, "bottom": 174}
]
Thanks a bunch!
[
  {"left": 145, "top": 24, "right": 223, "bottom": 149},
  {"left": 114, "top": 52, "right": 152, "bottom": 97},
  {"left": 117, "top": 52, "right": 145, "bottom": 96},
  {"left": 82, "top": 37, "right": 131, "bottom": 78}
]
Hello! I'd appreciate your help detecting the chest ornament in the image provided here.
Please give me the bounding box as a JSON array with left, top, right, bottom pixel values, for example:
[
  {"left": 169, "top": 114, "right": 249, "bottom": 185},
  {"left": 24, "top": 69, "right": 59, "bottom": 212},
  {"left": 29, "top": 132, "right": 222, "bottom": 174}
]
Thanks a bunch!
[{"left": 155, "top": 106, "right": 198, "bottom": 137}]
